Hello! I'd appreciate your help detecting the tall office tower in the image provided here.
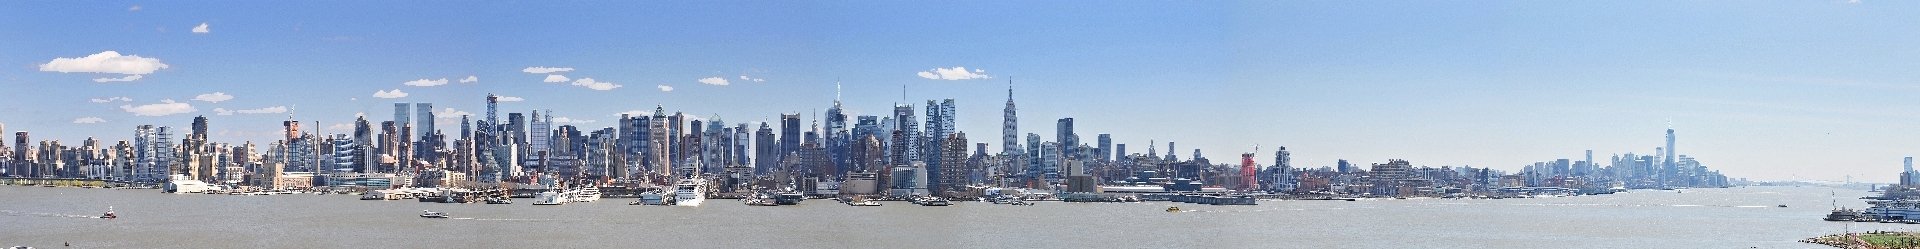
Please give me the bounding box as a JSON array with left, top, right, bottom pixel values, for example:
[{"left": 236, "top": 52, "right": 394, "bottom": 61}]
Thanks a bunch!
[
  {"left": 1907, "top": 157, "right": 1914, "bottom": 172},
  {"left": 378, "top": 121, "right": 397, "bottom": 172},
  {"left": 460, "top": 115, "right": 472, "bottom": 140},
  {"left": 192, "top": 114, "right": 211, "bottom": 139},
  {"left": 13, "top": 131, "right": 28, "bottom": 177},
  {"left": 826, "top": 101, "right": 850, "bottom": 177},
  {"left": 755, "top": 123, "right": 777, "bottom": 175},
  {"left": 892, "top": 104, "right": 919, "bottom": 163},
  {"left": 1096, "top": 134, "right": 1112, "bottom": 162},
  {"left": 1115, "top": 144, "right": 1127, "bottom": 159},
  {"left": 354, "top": 116, "right": 373, "bottom": 173},
  {"left": 485, "top": 94, "right": 499, "bottom": 134},
  {"left": 1026, "top": 133, "right": 1042, "bottom": 178},
  {"left": 1584, "top": 150, "right": 1595, "bottom": 176},
  {"left": 779, "top": 113, "right": 801, "bottom": 164},
  {"left": 935, "top": 132, "right": 968, "bottom": 196},
  {"left": 669, "top": 112, "right": 685, "bottom": 166},
  {"left": 1056, "top": 118, "right": 1075, "bottom": 154},
  {"left": 852, "top": 134, "right": 878, "bottom": 173},
  {"left": 1166, "top": 142, "right": 1178, "bottom": 161},
  {"left": 1273, "top": 146, "right": 1293, "bottom": 190},
  {"left": 1003, "top": 83, "right": 1018, "bottom": 155},
  {"left": 619, "top": 114, "right": 640, "bottom": 161},
  {"left": 506, "top": 113, "right": 526, "bottom": 144},
  {"left": 529, "top": 110, "right": 550, "bottom": 153},
  {"left": 1147, "top": 139, "right": 1157, "bottom": 159},
  {"left": 416, "top": 103, "right": 435, "bottom": 140},
  {"left": 735, "top": 123, "right": 751, "bottom": 166},
  {"left": 853, "top": 116, "right": 879, "bottom": 142},
  {"left": 394, "top": 103, "right": 411, "bottom": 130},
  {"left": 154, "top": 127, "right": 173, "bottom": 179},
  {"left": 648, "top": 106, "right": 669, "bottom": 174},
  {"left": 1663, "top": 129, "right": 1676, "bottom": 178}
]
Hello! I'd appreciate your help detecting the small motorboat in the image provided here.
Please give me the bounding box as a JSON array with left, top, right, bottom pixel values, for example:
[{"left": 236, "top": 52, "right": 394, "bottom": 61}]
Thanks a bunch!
[
  {"left": 419, "top": 210, "right": 449, "bottom": 219},
  {"left": 485, "top": 197, "right": 512, "bottom": 204},
  {"left": 1166, "top": 206, "right": 1182, "bottom": 213},
  {"left": 99, "top": 206, "right": 117, "bottom": 219}
]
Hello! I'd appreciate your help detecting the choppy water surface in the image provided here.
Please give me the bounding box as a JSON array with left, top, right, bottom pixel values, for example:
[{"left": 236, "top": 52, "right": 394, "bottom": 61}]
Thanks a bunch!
[{"left": 0, "top": 185, "right": 1890, "bottom": 248}]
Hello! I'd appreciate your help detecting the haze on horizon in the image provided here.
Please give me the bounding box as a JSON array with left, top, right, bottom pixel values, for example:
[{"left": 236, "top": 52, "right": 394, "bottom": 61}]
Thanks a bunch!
[{"left": 1, "top": 1, "right": 1915, "bottom": 182}]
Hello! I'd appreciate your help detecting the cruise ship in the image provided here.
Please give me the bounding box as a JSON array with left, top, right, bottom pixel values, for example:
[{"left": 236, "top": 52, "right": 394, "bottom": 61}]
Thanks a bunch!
[
  {"left": 674, "top": 179, "right": 708, "bottom": 207},
  {"left": 532, "top": 189, "right": 574, "bottom": 205},
  {"left": 572, "top": 187, "right": 602, "bottom": 203}
]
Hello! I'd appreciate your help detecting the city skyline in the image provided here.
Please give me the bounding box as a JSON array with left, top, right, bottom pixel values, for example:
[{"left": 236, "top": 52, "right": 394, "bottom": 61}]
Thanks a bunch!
[{"left": 4, "top": 1, "right": 1917, "bottom": 182}]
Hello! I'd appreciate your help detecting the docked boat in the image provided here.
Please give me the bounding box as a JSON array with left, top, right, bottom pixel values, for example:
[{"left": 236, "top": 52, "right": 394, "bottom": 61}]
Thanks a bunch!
[
  {"left": 674, "top": 179, "right": 708, "bottom": 207},
  {"left": 485, "top": 197, "right": 513, "bottom": 204},
  {"left": 99, "top": 206, "right": 116, "bottom": 219},
  {"left": 773, "top": 192, "right": 805, "bottom": 205},
  {"left": 915, "top": 196, "right": 952, "bottom": 206},
  {"left": 632, "top": 192, "right": 669, "bottom": 205},
  {"left": 420, "top": 210, "right": 448, "bottom": 218},
  {"left": 1827, "top": 207, "right": 1858, "bottom": 222},
  {"left": 573, "top": 187, "right": 602, "bottom": 203},
  {"left": 745, "top": 194, "right": 779, "bottom": 206},
  {"left": 850, "top": 199, "right": 882, "bottom": 206},
  {"left": 532, "top": 190, "right": 573, "bottom": 205}
]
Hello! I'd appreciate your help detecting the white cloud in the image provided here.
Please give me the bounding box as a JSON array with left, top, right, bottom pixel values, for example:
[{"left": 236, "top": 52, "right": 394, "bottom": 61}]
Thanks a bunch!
[
  {"left": 213, "top": 106, "right": 285, "bottom": 115},
  {"left": 39, "top": 51, "right": 169, "bottom": 81},
  {"left": 72, "top": 117, "right": 107, "bottom": 124},
  {"left": 552, "top": 117, "right": 596, "bottom": 124},
  {"left": 916, "top": 66, "right": 990, "bottom": 80},
  {"left": 238, "top": 106, "right": 287, "bottom": 114},
  {"left": 698, "top": 77, "right": 729, "bottom": 86},
  {"left": 523, "top": 67, "right": 573, "bottom": 74},
  {"left": 614, "top": 110, "right": 650, "bottom": 117},
  {"left": 89, "top": 97, "right": 132, "bottom": 103},
  {"left": 496, "top": 96, "right": 525, "bottom": 102},
  {"left": 128, "top": 6, "right": 141, "bottom": 11},
  {"left": 119, "top": 99, "right": 196, "bottom": 116},
  {"left": 372, "top": 89, "right": 408, "bottom": 98},
  {"left": 191, "top": 23, "right": 209, "bottom": 33},
  {"left": 192, "top": 92, "right": 233, "bottom": 103},
  {"left": 571, "top": 78, "right": 622, "bottom": 90},
  {"left": 738, "top": 75, "right": 764, "bottom": 82},
  {"left": 325, "top": 123, "right": 353, "bottom": 130},
  {"left": 404, "top": 78, "right": 449, "bottom": 86},
  {"left": 657, "top": 85, "right": 674, "bottom": 92},
  {"left": 459, "top": 76, "right": 478, "bottom": 83},
  {"left": 434, "top": 108, "right": 474, "bottom": 123},
  {"left": 93, "top": 75, "right": 143, "bottom": 82},
  {"left": 543, "top": 75, "right": 570, "bottom": 83}
]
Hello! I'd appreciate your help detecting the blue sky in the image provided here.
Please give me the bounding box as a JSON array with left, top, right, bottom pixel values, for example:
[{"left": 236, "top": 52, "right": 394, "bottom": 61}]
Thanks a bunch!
[{"left": 2, "top": 1, "right": 1915, "bottom": 182}]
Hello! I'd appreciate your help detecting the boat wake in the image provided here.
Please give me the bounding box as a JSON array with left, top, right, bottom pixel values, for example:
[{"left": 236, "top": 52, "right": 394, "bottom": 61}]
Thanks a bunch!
[{"left": 0, "top": 210, "right": 99, "bottom": 219}]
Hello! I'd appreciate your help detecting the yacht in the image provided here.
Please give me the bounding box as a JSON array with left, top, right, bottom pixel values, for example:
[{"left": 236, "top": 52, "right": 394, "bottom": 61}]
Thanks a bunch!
[
  {"left": 419, "top": 210, "right": 449, "bottom": 219},
  {"left": 532, "top": 190, "right": 573, "bottom": 205},
  {"left": 572, "top": 187, "right": 602, "bottom": 203},
  {"left": 673, "top": 178, "right": 708, "bottom": 207}
]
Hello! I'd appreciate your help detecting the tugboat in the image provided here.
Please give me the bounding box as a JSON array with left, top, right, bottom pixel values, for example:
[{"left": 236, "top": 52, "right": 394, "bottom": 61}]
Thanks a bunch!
[
  {"left": 419, "top": 210, "right": 449, "bottom": 219},
  {"left": 99, "top": 206, "right": 117, "bottom": 219},
  {"left": 1166, "top": 206, "right": 1183, "bottom": 212}
]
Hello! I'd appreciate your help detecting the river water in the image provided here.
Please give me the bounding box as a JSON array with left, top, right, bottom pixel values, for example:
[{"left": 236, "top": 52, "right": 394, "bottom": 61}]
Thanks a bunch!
[{"left": 0, "top": 185, "right": 1894, "bottom": 248}]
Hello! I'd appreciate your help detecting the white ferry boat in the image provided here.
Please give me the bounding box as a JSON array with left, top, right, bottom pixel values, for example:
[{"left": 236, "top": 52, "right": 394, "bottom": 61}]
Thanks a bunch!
[
  {"left": 572, "top": 187, "right": 602, "bottom": 203},
  {"left": 532, "top": 190, "right": 573, "bottom": 205},
  {"left": 674, "top": 179, "right": 708, "bottom": 207}
]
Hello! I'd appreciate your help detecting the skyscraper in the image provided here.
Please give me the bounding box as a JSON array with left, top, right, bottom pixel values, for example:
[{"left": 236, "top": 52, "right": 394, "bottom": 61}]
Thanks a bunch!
[
  {"left": 1056, "top": 118, "right": 1075, "bottom": 159},
  {"left": 892, "top": 104, "right": 919, "bottom": 163},
  {"left": 1002, "top": 84, "right": 1018, "bottom": 155},
  {"left": 755, "top": 122, "right": 777, "bottom": 175},
  {"left": 393, "top": 103, "right": 411, "bottom": 131},
  {"left": 1096, "top": 134, "right": 1112, "bottom": 162},
  {"left": 779, "top": 113, "right": 801, "bottom": 164},
  {"left": 417, "top": 103, "right": 435, "bottom": 141},
  {"left": 1663, "top": 129, "right": 1676, "bottom": 179}
]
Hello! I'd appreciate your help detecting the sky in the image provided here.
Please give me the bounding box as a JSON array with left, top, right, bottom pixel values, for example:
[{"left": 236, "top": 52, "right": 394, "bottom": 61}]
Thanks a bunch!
[{"left": 2, "top": 1, "right": 1916, "bottom": 182}]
